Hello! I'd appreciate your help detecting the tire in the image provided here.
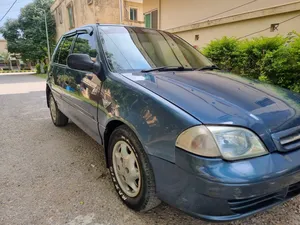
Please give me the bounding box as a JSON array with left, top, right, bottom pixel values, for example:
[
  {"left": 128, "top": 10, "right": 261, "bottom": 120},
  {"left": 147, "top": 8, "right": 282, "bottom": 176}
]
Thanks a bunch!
[
  {"left": 49, "top": 93, "right": 69, "bottom": 127},
  {"left": 108, "top": 125, "right": 161, "bottom": 212}
]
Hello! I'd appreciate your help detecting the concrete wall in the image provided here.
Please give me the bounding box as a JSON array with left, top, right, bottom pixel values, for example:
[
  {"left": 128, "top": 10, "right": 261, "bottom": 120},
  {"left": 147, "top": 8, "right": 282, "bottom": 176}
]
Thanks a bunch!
[
  {"left": 144, "top": 0, "right": 159, "bottom": 14},
  {"left": 51, "top": 0, "right": 144, "bottom": 41},
  {"left": 143, "top": 0, "right": 159, "bottom": 28},
  {"left": 143, "top": 0, "right": 300, "bottom": 48},
  {"left": 158, "top": 0, "right": 298, "bottom": 29},
  {"left": 51, "top": 0, "right": 121, "bottom": 40},
  {"left": 177, "top": 11, "right": 300, "bottom": 48},
  {"left": 124, "top": 0, "right": 144, "bottom": 22},
  {"left": 0, "top": 40, "right": 7, "bottom": 53}
]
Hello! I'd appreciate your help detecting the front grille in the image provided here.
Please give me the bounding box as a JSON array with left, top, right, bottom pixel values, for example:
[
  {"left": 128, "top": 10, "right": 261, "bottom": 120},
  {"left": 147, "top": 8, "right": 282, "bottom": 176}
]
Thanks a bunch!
[
  {"left": 272, "top": 125, "right": 300, "bottom": 152},
  {"left": 280, "top": 134, "right": 300, "bottom": 151},
  {"left": 228, "top": 181, "right": 300, "bottom": 214}
]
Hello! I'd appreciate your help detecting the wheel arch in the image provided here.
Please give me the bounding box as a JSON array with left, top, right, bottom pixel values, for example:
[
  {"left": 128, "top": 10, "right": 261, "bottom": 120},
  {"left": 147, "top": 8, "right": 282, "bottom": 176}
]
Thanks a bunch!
[{"left": 103, "top": 119, "right": 144, "bottom": 168}]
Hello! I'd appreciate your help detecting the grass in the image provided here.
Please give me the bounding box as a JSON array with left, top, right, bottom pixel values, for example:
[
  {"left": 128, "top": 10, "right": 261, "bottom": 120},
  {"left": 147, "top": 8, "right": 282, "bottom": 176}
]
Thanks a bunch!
[{"left": 35, "top": 74, "right": 47, "bottom": 79}]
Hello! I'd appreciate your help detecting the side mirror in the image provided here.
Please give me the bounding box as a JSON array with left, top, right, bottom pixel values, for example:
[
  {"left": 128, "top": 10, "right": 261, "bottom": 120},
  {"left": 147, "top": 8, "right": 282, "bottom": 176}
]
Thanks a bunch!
[{"left": 67, "top": 53, "right": 104, "bottom": 80}]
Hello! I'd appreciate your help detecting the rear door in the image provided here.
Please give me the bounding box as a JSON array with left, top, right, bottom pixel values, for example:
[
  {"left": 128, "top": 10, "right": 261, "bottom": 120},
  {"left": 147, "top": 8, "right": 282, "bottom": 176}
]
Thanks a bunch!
[{"left": 62, "top": 29, "right": 102, "bottom": 143}]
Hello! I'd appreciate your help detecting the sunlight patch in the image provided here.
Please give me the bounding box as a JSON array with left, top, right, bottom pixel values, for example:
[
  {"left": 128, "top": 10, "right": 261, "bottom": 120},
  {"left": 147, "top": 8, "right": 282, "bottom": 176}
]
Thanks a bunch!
[{"left": 0, "top": 82, "right": 45, "bottom": 95}]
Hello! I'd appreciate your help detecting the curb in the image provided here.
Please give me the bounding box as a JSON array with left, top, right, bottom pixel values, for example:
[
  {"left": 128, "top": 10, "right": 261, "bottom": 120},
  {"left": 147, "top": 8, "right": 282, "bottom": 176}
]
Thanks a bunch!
[{"left": 0, "top": 72, "right": 36, "bottom": 75}]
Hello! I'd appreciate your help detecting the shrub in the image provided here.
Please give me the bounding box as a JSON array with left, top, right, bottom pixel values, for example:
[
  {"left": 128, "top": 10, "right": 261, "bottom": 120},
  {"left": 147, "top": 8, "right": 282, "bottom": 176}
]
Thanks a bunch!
[
  {"left": 202, "top": 37, "right": 242, "bottom": 73},
  {"left": 43, "top": 64, "right": 48, "bottom": 73},
  {"left": 202, "top": 34, "right": 300, "bottom": 92},
  {"left": 35, "top": 63, "right": 41, "bottom": 74},
  {"left": 241, "top": 36, "right": 286, "bottom": 78}
]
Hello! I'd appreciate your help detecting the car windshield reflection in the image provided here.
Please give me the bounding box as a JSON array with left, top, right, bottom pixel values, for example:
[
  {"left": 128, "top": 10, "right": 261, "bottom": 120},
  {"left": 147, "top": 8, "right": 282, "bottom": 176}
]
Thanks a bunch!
[{"left": 98, "top": 26, "right": 212, "bottom": 73}]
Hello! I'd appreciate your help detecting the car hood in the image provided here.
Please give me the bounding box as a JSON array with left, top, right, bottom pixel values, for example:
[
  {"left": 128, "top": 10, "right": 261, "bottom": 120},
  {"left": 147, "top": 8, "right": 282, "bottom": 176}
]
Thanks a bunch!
[{"left": 122, "top": 71, "right": 300, "bottom": 150}]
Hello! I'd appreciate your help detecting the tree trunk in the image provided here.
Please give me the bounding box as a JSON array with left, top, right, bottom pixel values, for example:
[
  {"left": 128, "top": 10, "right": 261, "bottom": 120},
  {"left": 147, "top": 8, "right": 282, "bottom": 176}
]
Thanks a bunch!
[
  {"left": 27, "top": 61, "right": 32, "bottom": 70},
  {"left": 9, "top": 59, "right": 12, "bottom": 70}
]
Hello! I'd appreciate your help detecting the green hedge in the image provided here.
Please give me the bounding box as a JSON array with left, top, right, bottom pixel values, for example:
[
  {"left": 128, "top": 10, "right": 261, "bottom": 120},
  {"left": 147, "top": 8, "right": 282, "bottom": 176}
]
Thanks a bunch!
[
  {"left": 202, "top": 32, "right": 300, "bottom": 93},
  {"left": 43, "top": 64, "right": 48, "bottom": 73},
  {"left": 35, "top": 63, "right": 41, "bottom": 74}
]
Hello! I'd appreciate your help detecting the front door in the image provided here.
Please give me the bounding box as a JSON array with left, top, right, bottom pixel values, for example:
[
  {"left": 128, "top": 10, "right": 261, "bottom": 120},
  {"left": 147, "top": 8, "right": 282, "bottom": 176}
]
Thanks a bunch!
[
  {"left": 62, "top": 31, "right": 102, "bottom": 144},
  {"left": 50, "top": 35, "right": 76, "bottom": 114}
]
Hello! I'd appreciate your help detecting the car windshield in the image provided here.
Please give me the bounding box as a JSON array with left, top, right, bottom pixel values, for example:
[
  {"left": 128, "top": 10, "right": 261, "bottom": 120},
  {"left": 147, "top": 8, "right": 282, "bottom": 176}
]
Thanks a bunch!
[{"left": 98, "top": 26, "right": 213, "bottom": 72}]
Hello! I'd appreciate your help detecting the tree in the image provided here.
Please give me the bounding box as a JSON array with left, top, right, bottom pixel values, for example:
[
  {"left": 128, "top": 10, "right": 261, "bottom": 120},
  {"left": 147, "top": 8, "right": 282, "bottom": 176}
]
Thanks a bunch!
[
  {"left": 0, "top": 52, "right": 12, "bottom": 69},
  {"left": 0, "top": 0, "right": 56, "bottom": 62}
]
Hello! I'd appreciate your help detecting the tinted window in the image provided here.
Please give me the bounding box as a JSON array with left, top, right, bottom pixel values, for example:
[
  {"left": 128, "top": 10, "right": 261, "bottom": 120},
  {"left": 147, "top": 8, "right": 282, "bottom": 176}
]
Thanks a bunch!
[
  {"left": 52, "top": 38, "right": 64, "bottom": 63},
  {"left": 58, "top": 36, "right": 75, "bottom": 65},
  {"left": 73, "top": 33, "right": 97, "bottom": 58},
  {"left": 98, "top": 26, "right": 212, "bottom": 72}
]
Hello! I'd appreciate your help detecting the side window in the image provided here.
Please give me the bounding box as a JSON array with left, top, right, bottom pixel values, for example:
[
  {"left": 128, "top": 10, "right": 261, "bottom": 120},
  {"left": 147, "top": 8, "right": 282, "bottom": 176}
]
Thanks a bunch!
[
  {"left": 73, "top": 33, "right": 98, "bottom": 59},
  {"left": 52, "top": 38, "right": 64, "bottom": 63},
  {"left": 58, "top": 35, "right": 75, "bottom": 65}
]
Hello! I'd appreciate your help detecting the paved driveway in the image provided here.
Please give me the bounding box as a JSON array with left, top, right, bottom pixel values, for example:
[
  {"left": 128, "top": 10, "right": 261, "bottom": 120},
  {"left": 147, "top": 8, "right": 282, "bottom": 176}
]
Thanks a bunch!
[{"left": 1, "top": 74, "right": 300, "bottom": 225}]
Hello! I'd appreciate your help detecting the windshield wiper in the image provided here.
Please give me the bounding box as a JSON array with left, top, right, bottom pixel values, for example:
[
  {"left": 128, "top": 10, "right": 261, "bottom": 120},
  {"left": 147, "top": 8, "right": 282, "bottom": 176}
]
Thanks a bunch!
[
  {"left": 197, "top": 65, "right": 220, "bottom": 71},
  {"left": 141, "top": 66, "right": 193, "bottom": 73}
]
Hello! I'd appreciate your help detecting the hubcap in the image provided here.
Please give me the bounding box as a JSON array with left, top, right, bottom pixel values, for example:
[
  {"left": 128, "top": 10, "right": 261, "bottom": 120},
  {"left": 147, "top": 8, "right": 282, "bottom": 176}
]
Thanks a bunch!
[
  {"left": 49, "top": 96, "right": 57, "bottom": 121},
  {"left": 112, "top": 140, "right": 141, "bottom": 197}
]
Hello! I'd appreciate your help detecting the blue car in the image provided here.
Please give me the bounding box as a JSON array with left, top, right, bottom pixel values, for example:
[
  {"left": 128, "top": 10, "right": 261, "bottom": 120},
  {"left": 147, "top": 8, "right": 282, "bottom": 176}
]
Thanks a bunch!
[{"left": 47, "top": 24, "right": 300, "bottom": 221}]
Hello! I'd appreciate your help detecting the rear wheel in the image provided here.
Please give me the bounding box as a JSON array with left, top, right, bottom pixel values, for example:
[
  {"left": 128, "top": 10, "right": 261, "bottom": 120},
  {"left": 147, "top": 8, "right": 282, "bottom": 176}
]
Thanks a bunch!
[
  {"left": 108, "top": 125, "right": 161, "bottom": 211},
  {"left": 49, "top": 93, "right": 68, "bottom": 127}
]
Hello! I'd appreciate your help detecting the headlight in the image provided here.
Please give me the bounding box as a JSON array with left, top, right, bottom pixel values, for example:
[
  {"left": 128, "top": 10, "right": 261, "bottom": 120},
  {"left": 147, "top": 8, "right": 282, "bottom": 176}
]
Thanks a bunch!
[{"left": 176, "top": 125, "right": 268, "bottom": 161}]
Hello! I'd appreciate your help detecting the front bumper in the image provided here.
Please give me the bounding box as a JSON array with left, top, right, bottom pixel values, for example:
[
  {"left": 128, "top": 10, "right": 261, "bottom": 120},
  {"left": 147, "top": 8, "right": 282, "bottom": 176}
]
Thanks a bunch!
[{"left": 149, "top": 148, "right": 300, "bottom": 221}]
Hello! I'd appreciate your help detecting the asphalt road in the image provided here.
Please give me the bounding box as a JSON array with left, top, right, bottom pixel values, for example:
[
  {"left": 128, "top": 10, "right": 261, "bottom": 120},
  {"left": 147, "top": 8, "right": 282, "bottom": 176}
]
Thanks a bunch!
[{"left": 1, "top": 73, "right": 300, "bottom": 225}]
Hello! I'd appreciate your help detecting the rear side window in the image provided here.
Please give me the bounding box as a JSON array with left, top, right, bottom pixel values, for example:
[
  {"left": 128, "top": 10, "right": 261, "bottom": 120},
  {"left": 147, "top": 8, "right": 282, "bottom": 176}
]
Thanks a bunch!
[{"left": 73, "top": 33, "right": 97, "bottom": 58}]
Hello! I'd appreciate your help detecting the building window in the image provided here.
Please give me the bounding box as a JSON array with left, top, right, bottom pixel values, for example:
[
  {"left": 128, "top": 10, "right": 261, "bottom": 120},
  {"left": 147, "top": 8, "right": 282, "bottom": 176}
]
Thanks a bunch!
[
  {"left": 145, "top": 14, "right": 151, "bottom": 28},
  {"left": 67, "top": 4, "right": 75, "bottom": 29},
  {"left": 130, "top": 8, "right": 138, "bottom": 21},
  {"left": 145, "top": 10, "right": 158, "bottom": 29}
]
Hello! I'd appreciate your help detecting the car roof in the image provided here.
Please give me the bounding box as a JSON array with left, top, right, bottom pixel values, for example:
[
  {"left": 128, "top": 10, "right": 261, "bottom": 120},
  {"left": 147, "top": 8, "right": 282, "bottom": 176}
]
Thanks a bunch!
[{"left": 63, "top": 24, "right": 158, "bottom": 37}]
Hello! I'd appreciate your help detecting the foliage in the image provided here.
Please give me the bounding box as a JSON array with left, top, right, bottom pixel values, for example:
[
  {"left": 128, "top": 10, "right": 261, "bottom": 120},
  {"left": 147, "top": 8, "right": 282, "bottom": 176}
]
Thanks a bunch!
[
  {"left": 43, "top": 64, "right": 48, "bottom": 73},
  {"left": 0, "top": 0, "right": 56, "bottom": 62},
  {"left": 239, "top": 36, "right": 286, "bottom": 79},
  {"left": 0, "top": 52, "right": 11, "bottom": 63},
  {"left": 57, "top": 75, "right": 77, "bottom": 90},
  {"left": 202, "top": 37, "right": 242, "bottom": 73},
  {"left": 55, "top": 37, "right": 75, "bottom": 64},
  {"left": 202, "top": 33, "right": 300, "bottom": 92},
  {"left": 0, "top": 52, "right": 11, "bottom": 70},
  {"left": 36, "top": 63, "right": 41, "bottom": 74}
]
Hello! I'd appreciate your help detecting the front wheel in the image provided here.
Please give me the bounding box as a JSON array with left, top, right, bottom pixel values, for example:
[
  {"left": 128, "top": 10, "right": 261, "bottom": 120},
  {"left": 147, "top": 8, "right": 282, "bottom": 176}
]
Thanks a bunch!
[
  {"left": 108, "top": 125, "right": 161, "bottom": 212},
  {"left": 49, "top": 93, "right": 69, "bottom": 127}
]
